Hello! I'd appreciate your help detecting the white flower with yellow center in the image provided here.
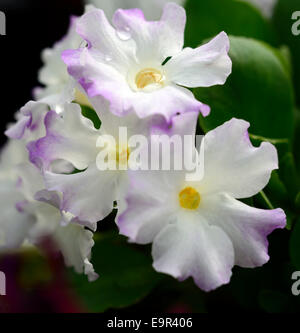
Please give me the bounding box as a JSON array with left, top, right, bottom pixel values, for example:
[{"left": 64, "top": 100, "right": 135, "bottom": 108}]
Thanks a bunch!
[
  {"left": 62, "top": 3, "right": 232, "bottom": 121},
  {"left": 117, "top": 116, "right": 286, "bottom": 291}
]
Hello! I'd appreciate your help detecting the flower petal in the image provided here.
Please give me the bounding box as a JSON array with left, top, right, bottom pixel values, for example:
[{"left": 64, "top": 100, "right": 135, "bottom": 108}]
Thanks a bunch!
[
  {"left": 117, "top": 170, "right": 177, "bottom": 244},
  {"left": 54, "top": 223, "right": 98, "bottom": 281},
  {"left": 200, "top": 118, "right": 278, "bottom": 198},
  {"left": 112, "top": 2, "right": 186, "bottom": 62},
  {"left": 44, "top": 163, "right": 119, "bottom": 223},
  {"left": 165, "top": 31, "right": 232, "bottom": 88},
  {"left": 28, "top": 103, "right": 99, "bottom": 170},
  {"left": 0, "top": 180, "right": 35, "bottom": 250},
  {"left": 76, "top": 8, "right": 134, "bottom": 72},
  {"left": 5, "top": 101, "right": 48, "bottom": 142},
  {"left": 201, "top": 193, "right": 286, "bottom": 267},
  {"left": 152, "top": 211, "right": 234, "bottom": 292}
]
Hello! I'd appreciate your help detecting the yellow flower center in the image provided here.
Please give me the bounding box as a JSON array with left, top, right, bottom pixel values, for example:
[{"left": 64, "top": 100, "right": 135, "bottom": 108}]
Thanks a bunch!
[
  {"left": 135, "top": 68, "right": 164, "bottom": 89},
  {"left": 179, "top": 187, "right": 201, "bottom": 210},
  {"left": 115, "top": 144, "right": 130, "bottom": 166}
]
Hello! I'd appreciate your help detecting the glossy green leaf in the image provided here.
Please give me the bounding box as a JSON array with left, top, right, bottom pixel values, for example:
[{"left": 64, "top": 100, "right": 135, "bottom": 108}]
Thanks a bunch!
[
  {"left": 81, "top": 105, "right": 101, "bottom": 129},
  {"left": 196, "top": 36, "right": 294, "bottom": 141},
  {"left": 68, "top": 231, "right": 162, "bottom": 313},
  {"left": 278, "top": 152, "right": 300, "bottom": 201},
  {"left": 185, "top": 0, "right": 276, "bottom": 48},
  {"left": 272, "top": 0, "right": 300, "bottom": 105}
]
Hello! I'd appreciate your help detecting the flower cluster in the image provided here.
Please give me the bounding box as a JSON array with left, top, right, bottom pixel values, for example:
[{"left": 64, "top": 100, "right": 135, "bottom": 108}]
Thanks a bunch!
[{"left": 0, "top": 2, "right": 286, "bottom": 291}]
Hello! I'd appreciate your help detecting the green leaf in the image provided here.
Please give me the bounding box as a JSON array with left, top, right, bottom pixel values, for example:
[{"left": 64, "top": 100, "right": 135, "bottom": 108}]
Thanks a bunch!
[
  {"left": 278, "top": 152, "right": 300, "bottom": 201},
  {"left": 290, "top": 218, "right": 300, "bottom": 270},
  {"left": 262, "top": 171, "right": 294, "bottom": 229},
  {"left": 272, "top": 0, "right": 300, "bottom": 105},
  {"left": 196, "top": 36, "right": 294, "bottom": 141},
  {"left": 185, "top": 0, "right": 276, "bottom": 48},
  {"left": 293, "top": 110, "right": 300, "bottom": 173},
  {"left": 68, "top": 231, "right": 163, "bottom": 313},
  {"left": 81, "top": 105, "right": 101, "bottom": 129}
]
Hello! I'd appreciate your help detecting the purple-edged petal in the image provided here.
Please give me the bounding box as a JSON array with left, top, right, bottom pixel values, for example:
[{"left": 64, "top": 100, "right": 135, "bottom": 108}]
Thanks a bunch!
[
  {"left": 165, "top": 32, "right": 232, "bottom": 88},
  {"left": 5, "top": 101, "right": 48, "bottom": 141},
  {"left": 0, "top": 180, "right": 35, "bottom": 250},
  {"left": 200, "top": 118, "right": 278, "bottom": 199},
  {"left": 28, "top": 103, "right": 99, "bottom": 170},
  {"left": 112, "top": 2, "right": 186, "bottom": 62},
  {"left": 201, "top": 193, "right": 286, "bottom": 267},
  {"left": 64, "top": 46, "right": 208, "bottom": 120},
  {"left": 152, "top": 211, "right": 234, "bottom": 292},
  {"left": 44, "top": 164, "right": 120, "bottom": 223}
]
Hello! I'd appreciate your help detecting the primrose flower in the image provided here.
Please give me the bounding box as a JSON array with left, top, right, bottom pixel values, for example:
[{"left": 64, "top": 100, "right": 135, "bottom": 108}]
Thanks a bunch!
[
  {"left": 62, "top": 3, "right": 232, "bottom": 121},
  {"left": 34, "top": 17, "right": 91, "bottom": 112},
  {"left": 117, "top": 116, "right": 286, "bottom": 291},
  {"left": 1, "top": 102, "right": 98, "bottom": 281}
]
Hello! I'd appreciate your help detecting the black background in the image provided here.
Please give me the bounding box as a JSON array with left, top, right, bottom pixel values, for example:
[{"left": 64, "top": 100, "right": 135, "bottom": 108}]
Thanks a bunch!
[{"left": 0, "top": 0, "right": 84, "bottom": 146}]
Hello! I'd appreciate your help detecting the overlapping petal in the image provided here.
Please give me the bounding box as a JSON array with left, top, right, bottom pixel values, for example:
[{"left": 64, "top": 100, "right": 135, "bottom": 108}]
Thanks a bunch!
[
  {"left": 28, "top": 103, "right": 99, "bottom": 170},
  {"left": 44, "top": 164, "right": 120, "bottom": 223}
]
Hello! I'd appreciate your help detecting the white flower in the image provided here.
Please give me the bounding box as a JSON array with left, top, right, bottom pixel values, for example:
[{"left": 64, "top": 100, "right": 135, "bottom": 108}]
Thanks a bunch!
[
  {"left": 62, "top": 3, "right": 231, "bottom": 121},
  {"left": 1, "top": 101, "right": 98, "bottom": 281},
  {"left": 117, "top": 116, "right": 286, "bottom": 291},
  {"left": 34, "top": 17, "right": 91, "bottom": 112},
  {"left": 28, "top": 99, "right": 160, "bottom": 224}
]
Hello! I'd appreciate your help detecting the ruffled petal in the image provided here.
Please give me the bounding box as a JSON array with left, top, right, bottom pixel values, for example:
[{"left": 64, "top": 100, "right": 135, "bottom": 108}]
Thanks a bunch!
[
  {"left": 165, "top": 32, "right": 232, "bottom": 88},
  {"left": 152, "top": 211, "right": 234, "bottom": 292},
  {"left": 44, "top": 163, "right": 120, "bottom": 223},
  {"left": 28, "top": 103, "right": 99, "bottom": 170},
  {"left": 5, "top": 101, "right": 48, "bottom": 142},
  {"left": 200, "top": 118, "right": 278, "bottom": 198},
  {"left": 54, "top": 223, "right": 98, "bottom": 281},
  {"left": 201, "top": 193, "right": 286, "bottom": 267},
  {"left": 76, "top": 8, "right": 134, "bottom": 72},
  {"left": 0, "top": 180, "right": 35, "bottom": 250},
  {"left": 112, "top": 2, "right": 186, "bottom": 62}
]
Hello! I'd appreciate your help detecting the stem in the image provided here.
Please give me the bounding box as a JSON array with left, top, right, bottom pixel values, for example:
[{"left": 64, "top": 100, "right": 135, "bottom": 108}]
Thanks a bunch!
[
  {"left": 260, "top": 190, "right": 274, "bottom": 210},
  {"left": 249, "top": 134, "right": 289, "bottom": 145}
]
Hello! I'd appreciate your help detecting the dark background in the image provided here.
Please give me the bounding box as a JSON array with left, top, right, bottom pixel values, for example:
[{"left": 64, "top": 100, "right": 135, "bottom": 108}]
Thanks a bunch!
[{"left": 0, "top": 0, "right": 84, "bottom": 146}]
